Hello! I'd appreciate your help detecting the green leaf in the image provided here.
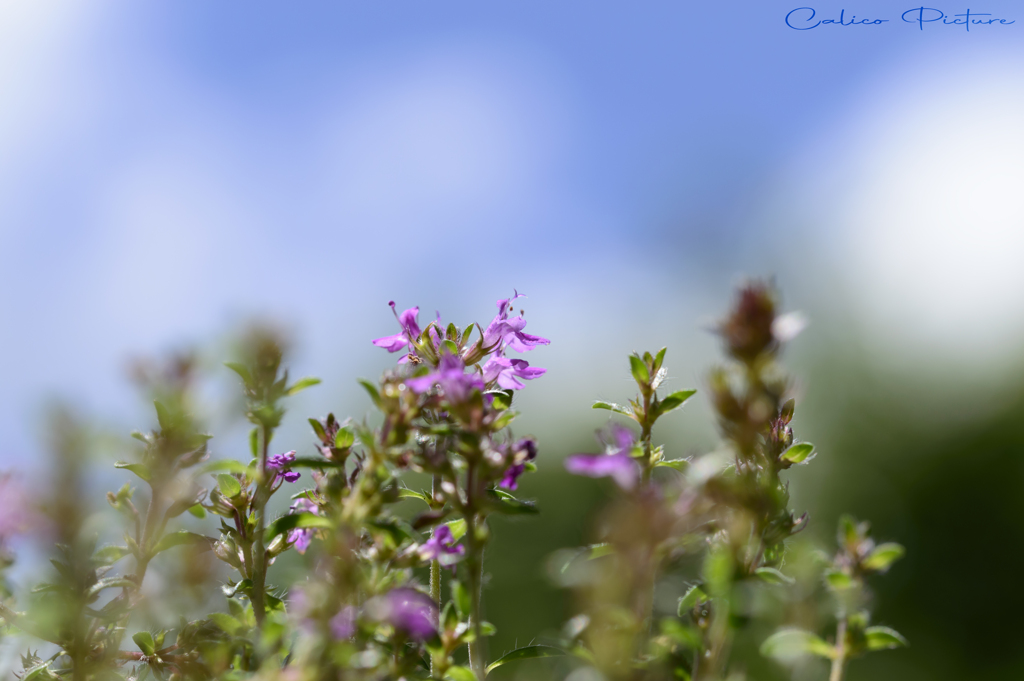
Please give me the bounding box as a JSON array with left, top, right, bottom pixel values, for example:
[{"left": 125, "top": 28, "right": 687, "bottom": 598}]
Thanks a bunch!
[
  {"left": 21, "top": 659, "right": 56, "bottom": 681},
  {"left": 200, "top": 459, "right": 249, "bottom": 475},
  {"left": 249, "top": 427, "right": 259, "bottom": 458},
  {"left": 780, "top": 398, "right": 795, "bottom": 423},
  {"left": 86, "top": 578, "right": 137, "bottom": 600},
  {"left": 114, "top": 461, "right": 152, "bottom": 482},
  {"left": 486, "top": 489, "right": 538, "bottom": 515},
  {"left": 399, "top": 488, "right": 430, "bottom": 504},
  {"left": 485, "top": 645, "right": 566, "bottom": 674},
  {"left": 308, "top": 418, "right": 327, "bottom": 442},
  {"left": 492, "top": 410, "right": 517, "bottom": 430},
  {"left": 825, "top": 570, "right": 855, "bottom": 590},
  {"left": 452, "top": 580, "right": 470, "bottom": 618},
  {"left": 265, "top": 512, "right": 332, "bottom": 542},
  {"left": 151, "top": 531, "right": 214, "bottom": 556},
  {"left": 445, "top": 667, "right": 477, "bottom": 681},
  {"left": 357, "top": 379, "right": 381, "bottom": 407},
  {"left": 216, "top": 474, "right": 242, "bottom": 498},
  {"left": 781, "top": 442, "right": 815, "bottom": 464},
  {"left": 445, "top": 519, "right": 467, "bottom": 542},
  {"left": 334, "top": 427, "right": 355, "bottom": 449},
  {"left": 209, "top": 612, "right": 244, "bottom": 636},
  {"left": 588, "top": 543, "right": 613, "bottom": 560},
  {"left": 224, "top": 362, "right": 253, "bottom": 387},
  {"left": 489, "top": 390, "right": 514, "bottom": 411},
  {"left": 629, "top": 354, "right": 650, "bottom": 386},
  {"left": 132, "top": 631, "right": 156, "bottom": 656},
  {"left": 660, "top": 618, "right": 702, "bottom": 648},
  {"left": 862, "top": 543, "right": 905, "bottom": 572},
  {"left": 678, "top": 585, "right": 708, "bottom": 615},
  {"left": 864, "top": 626, "right": 908, "bottom": 650},
  {"left": 592, "top": 401, "right": 633, "bottom": 416},
  {"left": 754, "top": 567, "right": 795, "bottom": 585},
  {"left": 187, "top": 504, "right": 206, "bottom": 519},
  {"left": 655, "top": 389, "right": 697, "bottom": 417},
  {"left": 703, "top": 546, "right": 734, "bottom": 597},
  {"left": 760, "top": 628, "right": 835, "bottom": 661},
  {"left": 286, "top": 377, "right": 321, "bottom": 396},
  {"left": 153, "top": 400, "right": 173, "bottom": 432},
  {"left": 839, "top": 514, "right": 859, "bottom": 546},
  {"left": 654, "top": 459, "right": 689, "bottom": 472},
  {"left": 94, "top": 545, "right": 131, "bottom": 565},
  {"left": 653, "top": 347, "right": 667, "bottom": 373}
]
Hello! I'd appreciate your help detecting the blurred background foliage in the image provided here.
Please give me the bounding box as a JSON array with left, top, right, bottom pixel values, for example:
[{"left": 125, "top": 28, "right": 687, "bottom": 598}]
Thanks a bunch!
[{"left": 4, "top": 1, "right": 1024, "bottom": 679}]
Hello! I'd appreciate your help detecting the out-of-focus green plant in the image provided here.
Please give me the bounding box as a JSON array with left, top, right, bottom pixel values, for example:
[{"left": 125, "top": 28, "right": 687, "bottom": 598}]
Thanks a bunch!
[{"left": 538, "top": 282, "right": 907, "bottom": 681}]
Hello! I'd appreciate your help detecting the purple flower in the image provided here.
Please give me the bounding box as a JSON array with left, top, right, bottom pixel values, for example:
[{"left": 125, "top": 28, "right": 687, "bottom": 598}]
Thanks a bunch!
[
  {"left": 419, "top": 525, "right": 465, "bottom": 566},
  {"left": 369, "top": 588, "right": 437, "bottom": 640},
  {"left": 267, "top": 450, "right": 301, "bottom": 484},
  {"left": 499, "top": 438, "right": 538, "bottom": 490},
  {"left": 564, "top": 425, "right": 639, "bottom": 490},
  {"left": 373, "top": 302, "right": 423, "bottom": 354},
  {"left": 0, "top": 474, "right": 35, "bottom": 541},
  {"left": 406, "top": 353, "right": 484, "bottom": 402},
  {"left": 267, "top": 451, "right": 296, "bottom": 469},
  {"left": 500, "top": 464, "right": 526, "bottom": 490},
  {"left": 330, "top": 606, "right": 356, "bottom": 639},
  {"left": 481, "top": 293, "right": 550, "bottom": 356},
  {"left": 288, "top": 497, "right": 319, "bottom": 554},
  {"left": 290, "top": 588, "right": 356, "bottom": 640},
  {"left": 482, "top": 356, "right": 546, "bottom": 390}
]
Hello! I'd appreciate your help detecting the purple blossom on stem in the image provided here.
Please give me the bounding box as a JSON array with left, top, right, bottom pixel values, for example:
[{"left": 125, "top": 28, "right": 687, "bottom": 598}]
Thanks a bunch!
[
  {"left": 482, "top": 293, "right": 550, "bottom": 356},
  {"left": 564, "top": 424, "right": 639, "bottom": 490},
  {"left": 330, "top": 606, "right": 357, "bottom": 639},
  {"left": 267, "top": 450, "right": 300, "bottom": 483},
  {"left": 372, "top": 302, "right": 422, "bottom": 354},
  {"left": 369, "top": 587, "right": 437, "bottom": 640},
  {"left": 482, "top": 357, "right": 546, "bottom": 391},
  {"left": 419, "top": 524, "right": 465, "bottom": 567},
  {"left": 288, "top": 497, "right": 319, "bottom": 553},
  {"left": 406, "top": 353, "right": 484, "bottom": 402},
  {"left": 499, "top": 437, "right": 538, "bottom": 490}
]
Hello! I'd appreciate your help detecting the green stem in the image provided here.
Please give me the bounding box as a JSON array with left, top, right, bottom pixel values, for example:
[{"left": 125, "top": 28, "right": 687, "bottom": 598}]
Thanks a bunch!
[
  {"left": 430, "top": 475, "right": 442, "bottom": 679},
  {"left": 640, "top": 391, "right": 653, "bottom": 485},
  {"left": 464, "top": 462, "right": 486, "bottom": 679},
  {"left": 830, "top": 617, "right": 847, "bottom": 681},
  {"left": 700, "top": 599, "right": 732, "bottom": 681},
  {"left": 251, "top": 424, "right": 271, "bottom": 626},
  {"left": 466, "top": 526, "right": 486, "bottom": 680}
]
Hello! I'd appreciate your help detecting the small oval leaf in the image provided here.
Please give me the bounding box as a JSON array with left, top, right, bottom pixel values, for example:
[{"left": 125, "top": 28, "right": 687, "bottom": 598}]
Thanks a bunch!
[
  {"left": 864, "top": 626, "right": 908, "bottom": 650},
  {"left": 760, "top": 628, "right": 835, "bottom": 661},
  {"left": 781, "top": 443, "right": 815, "bottom": 464},
  {"left": 485, "top": 645, "right": 565, "bottom": 674}
]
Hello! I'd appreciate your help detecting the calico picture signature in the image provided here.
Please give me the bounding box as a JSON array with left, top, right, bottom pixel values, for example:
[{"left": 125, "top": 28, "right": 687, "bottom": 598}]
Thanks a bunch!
[{"left": 785, "top": 7, "right": 1015, "bottom": 30}]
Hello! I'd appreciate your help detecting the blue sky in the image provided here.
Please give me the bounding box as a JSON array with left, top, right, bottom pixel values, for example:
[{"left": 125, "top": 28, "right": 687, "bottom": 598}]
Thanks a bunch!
[{"left": 3, "top": 1, "right": 1024, "bottom": 467}]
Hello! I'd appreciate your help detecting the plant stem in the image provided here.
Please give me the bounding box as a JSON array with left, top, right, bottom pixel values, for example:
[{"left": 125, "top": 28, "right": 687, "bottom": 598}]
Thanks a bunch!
[
  {"left": 640, "top": 391, "right": 653, "bottom": 485},
  {"left": 430, "top": 475, "right": 442, "bottom": 679},
  {"left": 700, "top": 600, "right": 732, "bottom": 681},
  {"left": 830, "top": 617, "right": 848, "bottom": 681},
  {"left": 251, "top": 424, "right": 270, "bottom": 626},
  {"left": 464, "top": 462, "right": 486, "bottom": 680},
  {"left": 466, "top": 527, "right": 486, "bottom": 680}
]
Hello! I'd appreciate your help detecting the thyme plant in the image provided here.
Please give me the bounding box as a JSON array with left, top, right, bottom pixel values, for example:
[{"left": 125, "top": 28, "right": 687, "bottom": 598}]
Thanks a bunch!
[{"left": 0, "top": 284, "right": 906, "bottom": 681}]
